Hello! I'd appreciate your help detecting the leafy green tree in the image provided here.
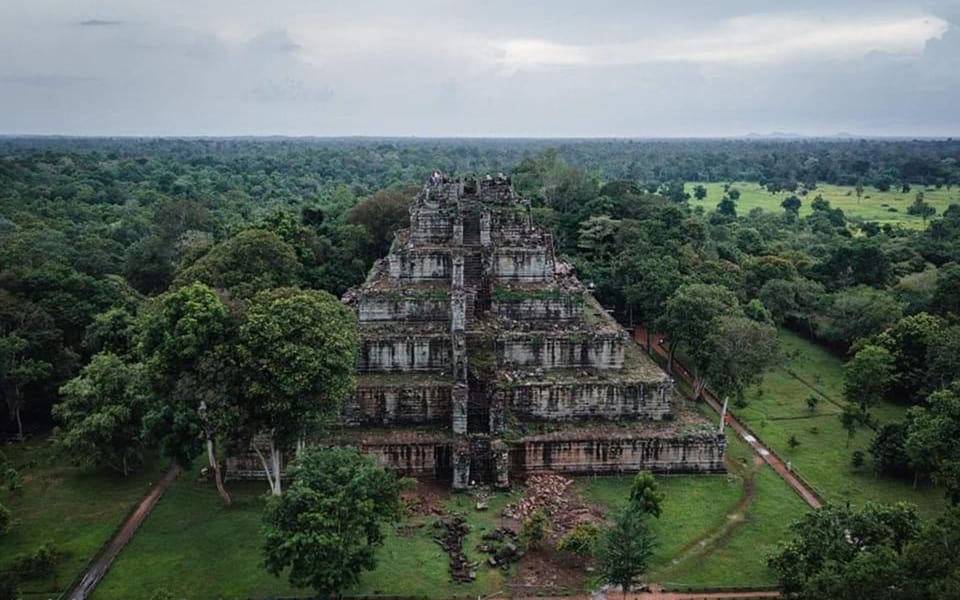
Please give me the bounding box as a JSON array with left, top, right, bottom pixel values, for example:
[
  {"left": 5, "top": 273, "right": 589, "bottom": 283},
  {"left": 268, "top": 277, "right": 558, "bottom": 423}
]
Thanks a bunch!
[
  {"left": 875, "top": 313, "right": 945, "bottom": 404},
  {"left": 821, "top": 287, "right": 902, "bottom": 351},
  {"left": 870, "top": 422, "right": 911, "bottom": 477},
  {"left": 908, "top": 193, "right": 937, "bottom": 224},
  {"left": 597, "top": 509, "right": 656, "bottom": 597},
  {"left": 702, "top": 316, "right": 779, "bottom": 402},
  {"left": 693, "top": 184, "right": 707, "bottom": 200},
  {"left": 742, "top": 255, "right": 798, "bottom": 300},
  {"left": 173, "top": 229, "right": 301, "bottom": 298},
  {"left": 261, "top": 447, "right": 405, "bottom": 597},
  {"left": 781, "top": 195, "right": 802, "bottom": 217},
  {"left": 657, "top": 283, "right": 740, "bottom": 383},
  {"left": 0, "top": 289, "right": 59, "bottom": 439},
  {"left": 927, "top": 324, "right": 960, "bottom": 392},
  {"left": 140, "top": 282, "right": 236, "bottom": 504},
  {"left": 237, "top": 288, "right": 358, "bottom": 495},
  {"left": 930, "top": 263, "right": 960, "bottom": 316},
  {"left": 618, "top": 254, "right": 681, "bottom": 352},
  {"left": 53, "top": 353, "right": 148, "bottom": 476},
  {"left": 768, "top": 502, "right": 921, "bottom": 600},
  {"left": 906, "top": 384, "right": 960, "bottom": 502},
  {"left": 82, "top": 307, "right": 139, "bottom": 357},
  {"left": 345, "top": 188, "right": 414, "bottom": 259},
  {"left": 843, "top": 345, "right": 896, "bottom": 415}
]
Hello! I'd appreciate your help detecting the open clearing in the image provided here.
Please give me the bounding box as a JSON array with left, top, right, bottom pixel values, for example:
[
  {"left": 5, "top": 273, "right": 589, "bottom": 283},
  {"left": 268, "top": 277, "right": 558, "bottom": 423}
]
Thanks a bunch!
[
  {"left": 733, "top": 330, "right": 946, "bottom": 517},
  {"left": 689, "top": 181, "right": 959, "bottom": 228}
]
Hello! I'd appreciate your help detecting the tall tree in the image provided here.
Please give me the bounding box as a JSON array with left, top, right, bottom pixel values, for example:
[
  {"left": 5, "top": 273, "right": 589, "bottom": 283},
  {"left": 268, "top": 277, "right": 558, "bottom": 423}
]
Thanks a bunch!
[
  {"left": 140, "top": 282, "right": 236, "bottom": 504},
  {"left": 702, "top": 315, "right": 780, "bottom": 403},
  {"left": 261, "top": 447, "right": 404, "bottom": 597},
  {"left": 53, "top": 353, "right": 148, "bottom": 476},
  {"left": 657, "top": 284, "right": 741, "bottom": 394},
  {"left": 905, "top": 384, "right": 960, "bottom": 502},
  {"left": 843, "top": 344, "right": 897, "bottom": 416},
  {"left": 237, "top": 288, "right": 358, "bottom": 495},
  {"left": 597, "top": 509, "right": 656, "bottom": 597}
]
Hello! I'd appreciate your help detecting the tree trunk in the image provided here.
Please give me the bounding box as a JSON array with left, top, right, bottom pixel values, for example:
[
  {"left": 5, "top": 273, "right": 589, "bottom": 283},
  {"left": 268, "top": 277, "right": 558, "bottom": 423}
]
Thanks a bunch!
[
  {"left": 667, "top": 341, "right": 678, "bottom": 375},
  {"left": 645, "top": 329, "right": 652, "bottom": 357},
  {"left": 253, "top": 442, "right": 277, "bottom": 495},
  {"left": 270, "top": 438, "right": 282, "bottom": 496},
  {"left": 14, "top": 406, "right": 23, "bottom": 441},
  {"left": 207, "top": 437, "right": 232, "bottom": 506}
]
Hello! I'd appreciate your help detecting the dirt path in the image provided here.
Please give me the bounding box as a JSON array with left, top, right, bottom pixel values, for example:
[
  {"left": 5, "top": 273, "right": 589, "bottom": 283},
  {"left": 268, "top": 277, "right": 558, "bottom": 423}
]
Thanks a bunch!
[
  {"left": 634, "top": 326, "right": 822, "bottom": 510},
  {"left": 66, "top": 465, "right": 181, "bottom": 600}
]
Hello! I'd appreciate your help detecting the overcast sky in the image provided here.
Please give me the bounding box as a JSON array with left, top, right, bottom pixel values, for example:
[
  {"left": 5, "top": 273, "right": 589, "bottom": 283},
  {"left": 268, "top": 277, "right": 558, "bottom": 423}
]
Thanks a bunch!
[{"left": 1, "top": 1, "right": 958, "bottom": 137}]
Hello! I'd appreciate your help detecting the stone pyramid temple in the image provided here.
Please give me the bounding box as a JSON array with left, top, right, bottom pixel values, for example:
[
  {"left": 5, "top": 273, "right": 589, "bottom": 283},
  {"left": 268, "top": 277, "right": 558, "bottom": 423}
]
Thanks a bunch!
[{"left": 336, "top": 173, "right": 726, "bottom": 489}]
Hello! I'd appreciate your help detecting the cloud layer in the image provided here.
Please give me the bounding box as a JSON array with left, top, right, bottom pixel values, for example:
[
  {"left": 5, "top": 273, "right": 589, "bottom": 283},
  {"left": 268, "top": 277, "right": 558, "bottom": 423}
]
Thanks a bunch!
[{"left": 0, "top": 1, "right": 957, "bottom": 136}]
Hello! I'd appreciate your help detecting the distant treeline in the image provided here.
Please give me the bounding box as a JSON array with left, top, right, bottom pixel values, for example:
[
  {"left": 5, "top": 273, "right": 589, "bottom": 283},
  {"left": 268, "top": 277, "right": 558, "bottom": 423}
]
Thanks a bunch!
[{"left": 2, "top": 137, "right": 960, "bottom": 191}]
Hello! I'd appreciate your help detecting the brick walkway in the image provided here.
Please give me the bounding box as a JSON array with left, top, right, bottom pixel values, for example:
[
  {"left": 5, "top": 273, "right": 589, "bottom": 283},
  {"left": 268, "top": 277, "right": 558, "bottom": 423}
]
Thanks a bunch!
[{"left": 634, "top": 327, "right": 822, "bottom": 510}]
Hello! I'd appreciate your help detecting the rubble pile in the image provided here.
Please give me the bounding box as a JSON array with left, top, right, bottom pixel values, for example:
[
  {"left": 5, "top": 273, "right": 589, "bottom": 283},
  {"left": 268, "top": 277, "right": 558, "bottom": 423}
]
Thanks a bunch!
[
  {"left": 477, "top": 527, "right": 523, "bottom": 569},
  {"left": 503, "top": 473, "right": 573, "bottom": 522},
  {"left": 431, "top": 515, "right": 479, "bottom": 583}
]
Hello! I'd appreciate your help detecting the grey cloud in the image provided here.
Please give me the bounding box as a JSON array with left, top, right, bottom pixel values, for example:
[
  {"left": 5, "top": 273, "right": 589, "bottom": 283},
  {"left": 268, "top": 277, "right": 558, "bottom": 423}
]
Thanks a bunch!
[
  {"left": 78, "top": 19, "right": 124, "bottom": 27},
  {"left": 0, "top": 1, "right": 957, "bottom": 136}
]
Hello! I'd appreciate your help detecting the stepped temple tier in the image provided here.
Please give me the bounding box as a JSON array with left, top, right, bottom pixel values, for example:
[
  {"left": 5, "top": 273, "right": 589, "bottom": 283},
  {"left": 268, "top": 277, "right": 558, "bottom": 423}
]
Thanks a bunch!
[
  {"left": 229, "top": 173, "right": 726, "bottom": 488},
  {"left": 337, "top": 173, "right": 725, "bottom": 488}
]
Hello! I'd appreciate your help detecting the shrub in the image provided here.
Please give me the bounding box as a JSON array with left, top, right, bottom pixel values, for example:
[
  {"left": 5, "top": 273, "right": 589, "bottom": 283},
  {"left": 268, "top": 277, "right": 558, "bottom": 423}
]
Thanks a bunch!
[
  {"left": 11, "top": 542, "right": 66, "bottom": 580},
  {"left": 520, "top": 510, "right": 550, "bottom": 550},
  {"left": 851, "top": 450, "right": 866, "bottom": 469},
  {"left": 557, "top": 522, "right": 600, "bottom": 557}
]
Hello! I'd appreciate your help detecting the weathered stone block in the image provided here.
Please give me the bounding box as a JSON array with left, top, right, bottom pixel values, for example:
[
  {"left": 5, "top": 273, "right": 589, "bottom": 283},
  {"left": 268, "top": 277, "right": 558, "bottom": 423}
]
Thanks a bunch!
[
  {"left": 496, "top": 333, "right": 625, "bottom": 369},
  {"left": 500, "top": 380, "right": 672, "bottom": 421},
  {"left": 344, "top": 383, "right": 453, "bottom": 425},
  {"left": 492, "top": 247, "right": 554, "bottom": 281},
  {"left": 388, "top": 250, "right": 451, "bottom": 280},
  {"left": 358, "top": 335, "right": 451, "bottom": 371},
  {"left": 512, "top": 433, "right": 726, "bottom": 474}
]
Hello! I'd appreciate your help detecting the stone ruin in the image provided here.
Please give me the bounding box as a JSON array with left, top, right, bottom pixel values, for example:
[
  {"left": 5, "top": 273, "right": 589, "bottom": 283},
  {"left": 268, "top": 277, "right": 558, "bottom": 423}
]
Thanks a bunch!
[{"left": 332, "top": 173, "right": 726, "bottom": 488}]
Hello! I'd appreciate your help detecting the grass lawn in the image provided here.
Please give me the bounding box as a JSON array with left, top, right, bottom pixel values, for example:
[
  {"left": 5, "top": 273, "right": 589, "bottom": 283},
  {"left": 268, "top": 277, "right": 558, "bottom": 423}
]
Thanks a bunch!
[
  {"left": 733, "top": 330, "right": 946, "bottom": 517},
  {"left": 579, "top": 430, "right": 811, "bottom": 590},
  {"left": 94, "top": 475, "right": 516, "bottom": 600},
  {"left": 0, "top": 437, "right": 165, "bottom": 599},
  {"left": 689, "top": 181, "right": 960, "bottom": 228}
]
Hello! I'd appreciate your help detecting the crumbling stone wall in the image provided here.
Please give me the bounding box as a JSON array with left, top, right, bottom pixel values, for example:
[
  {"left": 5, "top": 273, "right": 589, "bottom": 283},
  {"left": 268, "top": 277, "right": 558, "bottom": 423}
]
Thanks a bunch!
[
  {"left": 388, "top": 250, "right": 451, "bottom": 280},
  {"left": 409, "top": 209, "right": 453, "bottom": 243},
  {"left": 364, "top": 438, "right": 452, "bottom": 476},
  {"left": 492, "top": 247, "right": 555, "bottom": 281},
  {"left": 496, "top": 333, "right": 625, "bottom": 369},
  {"left": 358, "top": 294, "right": 450, "bottom": 322},
  {"left": 491, "top": 294, "right": 583, "bottom": 321},
  {"left": 500, "top": 380, "right": 672, "bottom": 421},
  {"left": 344, "top": 384, "right": 453, "bottom": 425},
  {"left": 359, "top": 335, "right": 452, "bottom": 371},
  {"left": 512, "top": 433, "right": 726, "bottom": 474}
]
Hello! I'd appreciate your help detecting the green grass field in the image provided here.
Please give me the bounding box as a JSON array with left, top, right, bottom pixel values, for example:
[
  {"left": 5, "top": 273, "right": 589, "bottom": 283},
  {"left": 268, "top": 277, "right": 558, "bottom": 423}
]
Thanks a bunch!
[
  {"left": 689, "top": 181, "right": 960, "bottom": 228},
  {"left": 733, "top": 330, "right": 946, "bottom": 517},
  {"left": 93, "top": 476, "right": 517, "bottom": 600},
  {"left": 0, "top": 438, "right": 164, "bottom": 599}
]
